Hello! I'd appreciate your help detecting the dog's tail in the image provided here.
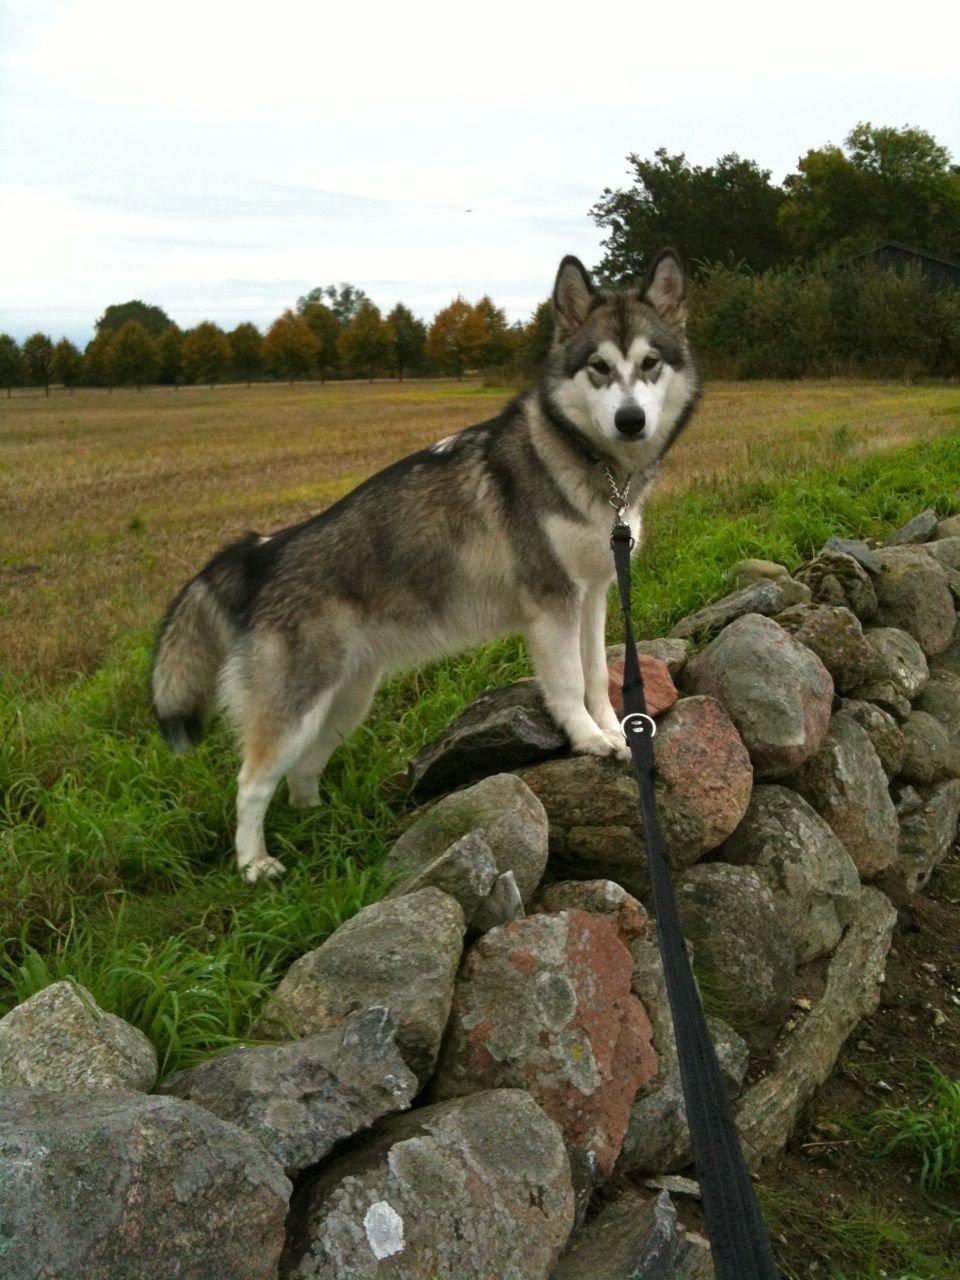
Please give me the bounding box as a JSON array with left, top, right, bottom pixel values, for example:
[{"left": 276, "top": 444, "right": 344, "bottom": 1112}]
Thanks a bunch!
[{"left": 151, "top": 534, "right": 261, "bottom": 752}]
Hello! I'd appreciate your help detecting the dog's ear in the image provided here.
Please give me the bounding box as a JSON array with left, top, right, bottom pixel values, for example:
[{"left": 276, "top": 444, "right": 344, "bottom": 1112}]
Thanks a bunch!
[
  {"left": 553, "top": 256, "right": 595, "bottom": 337},
  {"left": 642, "top": 249, "right": 687, "bottom": 329}
]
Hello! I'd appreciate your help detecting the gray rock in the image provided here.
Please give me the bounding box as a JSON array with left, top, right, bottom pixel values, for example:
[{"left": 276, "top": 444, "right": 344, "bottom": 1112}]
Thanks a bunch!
[
  {"left": 822, "top": 537, "right": 883, "bottom": 574},
  {"left": 535, "top": 879, "right": 649, "bottom": 941},
  {"left": 518, "top": 696, "right": 753, "bottom": 896},
  {"left": 158, "top": 1008, "right": 417, "bottom": 1177},
  {"left": 730, "top": 558, "right": 811, "bottom": 605},
  {"left": 254, "top": 888, "right": 465, "bottom": 1084},
  {"left": 930, "top": 622, "right": 960, "bottom": 678},
  {"left": 682, "top": 613, "right": 834, "bottom": 779},
  {"left": 872, "top": 546, "right": 957, "bottom": 657},
  {"left": 934, "top": 515, "right": 960, "bottom": 541},
  {"left": 774, "top": 602, "right": 877, "bottom": 692},
  {"left": 386, "top": 831, "right": 498, "bottom": 918},
  {"left": 0, "top": 1089, "right": 291, "bottom": 1280},
  {"left": 922, "top": 536, "right": 960, "bottom": 572},
  {"left": 882, "top": 780, "right": 960, "bottom": 899},
  {"left": 916, "top": 669, "right": 960, "bottom": 744},
  {"left": 721, "top": 785, "right": 861, "bottom": 963},
  {"left": 552, "top": 1188, "right": 714, "bottom": 1280},
  {"left": 898, "top": 710, "right": 959, "bottom": 785},
  {"left": 395, "top": 681, "right": 565, "bottom": 797},
  {"left": 280, "top": 1090, "right": 574, "bottom": 1280},
  {"left": 737, "top": 886, "right": 897, "bottom": 1168},
  {"left": 0, "top": 981, "right": 157, "bottom": 1092},
  {"left": 848, "top": 625, "right": 929, "bottom": 718},
  {"left": 386, "top": 772, "right": 548, "bottom": 913},
  {"left": 607, "top": 636, "right": 692, "bottom": 677},
  {"left": 668, "top": 579, "right": 787, "bottom": 641},
  {"left": 795, "top": 551, "right": 878, "bottom": 620},
  {"left": 678, "top": 863, "right": 796, "bottom": 1049},
  {"left": 885, "top": 507, "right": 939, "bottom": 546},
  {"left": 836, "top": 699, "right": 906, "bottom": 779},
  {"left": 470, "top": 870, "right": 524, "bottom": 932},
  {"left": 792, "top": 714, "right": 899, "bottom": 879}
]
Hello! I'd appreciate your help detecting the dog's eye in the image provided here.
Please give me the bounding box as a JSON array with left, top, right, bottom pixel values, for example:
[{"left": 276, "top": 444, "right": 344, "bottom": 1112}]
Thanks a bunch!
[
  {"left": 589, "top": 357, "right": 610, "bottom": 376},
  {"left": 641, "top": 353, "right": 660, "bottom": 371}
]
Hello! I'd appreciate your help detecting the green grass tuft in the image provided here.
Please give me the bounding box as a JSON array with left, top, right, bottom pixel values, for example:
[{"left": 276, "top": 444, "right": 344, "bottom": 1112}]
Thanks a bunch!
[{"left": 864, "top": 1066, "right": 960, "bottom": 1195}]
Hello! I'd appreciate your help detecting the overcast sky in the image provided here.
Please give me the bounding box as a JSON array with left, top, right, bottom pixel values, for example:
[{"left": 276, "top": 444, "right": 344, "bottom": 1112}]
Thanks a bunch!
[{"left": 2, "top": 0, "right": 958, "bottom": 345}]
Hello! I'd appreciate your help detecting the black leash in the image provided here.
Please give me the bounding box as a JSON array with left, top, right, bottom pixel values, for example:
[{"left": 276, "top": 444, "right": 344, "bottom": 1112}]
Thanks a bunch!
[{"left": 611, "top": 517, "right": 780, "bottom": 1280}]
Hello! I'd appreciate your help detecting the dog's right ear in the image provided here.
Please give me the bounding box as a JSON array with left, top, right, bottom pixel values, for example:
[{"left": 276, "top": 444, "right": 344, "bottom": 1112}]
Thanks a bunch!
[{"left": 552, "top": 256, "right": 595, "bottom": 337}]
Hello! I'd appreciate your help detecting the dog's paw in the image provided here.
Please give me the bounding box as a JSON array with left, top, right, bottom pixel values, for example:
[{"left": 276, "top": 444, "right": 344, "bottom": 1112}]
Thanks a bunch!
[
  {"left": 242, "top": 855, "right": 286, "bottom": 884},
  {"left": 288, "top": 790, "right": 321, "bottom": 810},
  {"left": 572, "top": 729, "right": 630, "bottom": 761},
  {"left": 602, "top": 728, "right": 632, "bottom": 760}
]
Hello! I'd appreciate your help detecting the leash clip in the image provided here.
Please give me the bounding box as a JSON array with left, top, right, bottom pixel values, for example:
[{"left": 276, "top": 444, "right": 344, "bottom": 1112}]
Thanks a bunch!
[{"left": 620, "top": 712, "right": 657, "bottom": 740}]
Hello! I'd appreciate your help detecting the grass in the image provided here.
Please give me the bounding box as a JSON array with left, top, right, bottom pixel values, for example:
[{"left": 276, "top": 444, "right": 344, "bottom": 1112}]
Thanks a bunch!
[{"left": 865, "top": 1066, "right": 960, "bottom": 1195}]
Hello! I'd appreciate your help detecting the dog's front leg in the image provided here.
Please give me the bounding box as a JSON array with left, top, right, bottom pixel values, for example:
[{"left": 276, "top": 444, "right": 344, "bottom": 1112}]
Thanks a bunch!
[
  {"left": 524, "top": 601, "right": 629, "bottom": 760},
  {"left": 580, "top": 581, "right": 624, "bottom": 749}
]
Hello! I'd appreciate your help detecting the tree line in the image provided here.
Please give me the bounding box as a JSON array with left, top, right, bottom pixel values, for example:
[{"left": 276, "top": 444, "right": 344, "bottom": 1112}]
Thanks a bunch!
[{"left": 3, "top": 121, "right": 957, "bottom": 395}]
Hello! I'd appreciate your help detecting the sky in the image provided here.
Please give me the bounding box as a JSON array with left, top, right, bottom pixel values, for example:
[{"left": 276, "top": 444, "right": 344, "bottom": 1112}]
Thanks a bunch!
[{"left": 2, "top": 0, "right": 959, "bottom": 346}]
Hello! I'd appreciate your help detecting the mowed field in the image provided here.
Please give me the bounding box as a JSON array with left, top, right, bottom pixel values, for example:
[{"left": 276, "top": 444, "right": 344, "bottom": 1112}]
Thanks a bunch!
[{"left": 3, "top": 376, "right": 960, "bottom": 691}]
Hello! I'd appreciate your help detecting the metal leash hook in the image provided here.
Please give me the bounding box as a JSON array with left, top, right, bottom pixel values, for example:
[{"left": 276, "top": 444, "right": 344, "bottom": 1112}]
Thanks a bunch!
[{"left": 620, "top": 711, "right": 657, "bottom": 740}]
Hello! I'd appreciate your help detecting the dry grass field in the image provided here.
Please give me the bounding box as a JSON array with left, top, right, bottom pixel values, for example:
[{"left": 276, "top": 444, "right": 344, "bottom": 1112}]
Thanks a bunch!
[{"left": 3, "top": 376, "right": 959, "bottom": 690}]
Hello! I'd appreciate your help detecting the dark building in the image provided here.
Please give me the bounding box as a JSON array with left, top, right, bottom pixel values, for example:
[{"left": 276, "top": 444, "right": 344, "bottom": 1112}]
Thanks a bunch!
[{"left": 838, "top": 241, "right": 960, "bottom": 291}]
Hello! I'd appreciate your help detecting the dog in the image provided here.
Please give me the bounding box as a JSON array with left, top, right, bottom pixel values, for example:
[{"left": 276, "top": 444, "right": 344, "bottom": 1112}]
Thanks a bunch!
[{"left": 151, "top": 250, "right": 701, "bottom": 882}]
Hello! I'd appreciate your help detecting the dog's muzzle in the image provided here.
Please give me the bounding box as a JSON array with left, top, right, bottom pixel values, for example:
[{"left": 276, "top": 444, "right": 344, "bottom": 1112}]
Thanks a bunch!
[{"left": 614, "top": 404, "right": 647, "bottom": 439}]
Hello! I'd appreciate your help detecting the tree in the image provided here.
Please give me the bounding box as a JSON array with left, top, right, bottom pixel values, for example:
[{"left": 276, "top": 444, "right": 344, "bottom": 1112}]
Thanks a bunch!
[
  {"left": 519, "top": 300, "right": 553, "bottom": 375},
  {"left": 156, "top": 326, "right": 184, "bottom": 386},
  {"left": 337, "top": 300, "right": 391, "bottom": 379},
  {"left": 263, "top": 310, "right": 319, "bottom": 381},
  {"left": 22, "top": 332, "right": 55, "bottom": 395},
  {"left": 51, "top": 338, "right": 83, "bottom": 391},
  {"left": 83, "top": 333, "right": 116, "bottom": 390},
  {"left": 0, "top": 334, "right": 22, "bottom": 397},
  {"left": 182, "top": 322, "right": 231, "bottom": 386},
  {"left": 95, "top": 300, "right": 173, "bottom": 337},
  {"left": 228, "top": 322, "right": 264, "bottom": 384},
  {"left": 297, "top": 283, "right": 370, "bottom": 327},
  {"left": 781, "top": 122, "right": 960, "bottom": 260},
  {"left": 385, "top": 303, "right": 427, "bottom": 379},
  {"left": 300, "top": 302, "right": 341, "bottom": 380},
  {"left": 473, "top": 296, "right": 514, "bottom": 368},
  {"left": 592, "top": 148, "right": 788, "bottom": 280},
  {"left": 111, "top": 320, "right": 159, "bottom": 388},
  {"left": 426, "top": 298, "right": 488, "bottom": 378}
]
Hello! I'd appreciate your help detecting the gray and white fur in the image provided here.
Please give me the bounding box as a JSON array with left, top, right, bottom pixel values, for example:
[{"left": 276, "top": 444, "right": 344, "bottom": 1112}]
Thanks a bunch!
[{"left": 152, "top": 250, "right": 701, "bottom": 881}]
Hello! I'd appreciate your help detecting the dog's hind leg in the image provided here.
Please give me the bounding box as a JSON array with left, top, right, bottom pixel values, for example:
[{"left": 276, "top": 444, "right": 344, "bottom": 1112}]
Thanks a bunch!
[{"left": 285, "top": 666, "right": 382, "bottom": 809}]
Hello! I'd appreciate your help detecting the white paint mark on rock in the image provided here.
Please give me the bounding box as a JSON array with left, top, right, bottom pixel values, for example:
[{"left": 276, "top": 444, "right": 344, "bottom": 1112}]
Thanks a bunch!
[{"left": 364, "top": 1201, "right": 404, "bottom": 1259}]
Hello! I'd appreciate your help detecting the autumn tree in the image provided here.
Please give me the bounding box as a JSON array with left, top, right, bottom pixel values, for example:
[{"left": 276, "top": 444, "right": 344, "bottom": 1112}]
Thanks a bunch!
[
  {"left": 51, "top": 338, "right": 83, "bottom": 391},
  {"left": 386, "top": 303, "right": 427, "bottom": 379},
  {"left": 111, "top": 320, "right": 159, "bottom": 389},
  {"left": 0, "top": 334, "right": 22, "bottom": 397},
  {"left": 96, "top": 299, "right": 173, "bottom": 337},
  {"left": 156, "top": 326, "right": 184, "bottom": 386},
  {"left": 301, "top": 302, "right": 341, "bottom": 380},
  {"left": 228, "top": 322, "right": 264, "bottom": 384},
  {"left": 83, "top": 333, "right": 116, "bottom": 390},
  {"left": 297, "top": 283, "right": 370, "bottom": 327},
  {"left": 22, "top": 332, "right": 55, "bottom": 395},
  {"left": 182, "top": 322, "right": 231, "bottom": 386},
  {"left": 264, "top": 310, "right": 319, "bottom": 382},
  {"left": 426, "top": 298, "right": 487, "bottom": 378},
  {"left": 338, "top": 300, "right": 391, "bottom": 379}
]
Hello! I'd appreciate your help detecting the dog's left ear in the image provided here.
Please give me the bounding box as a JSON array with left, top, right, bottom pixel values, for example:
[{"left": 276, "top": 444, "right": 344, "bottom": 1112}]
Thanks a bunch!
[
  {"left": 642, "top": 249, "right": 687, "bottom": 329},
  {"left": 553, "top": 256, "right": 595, "bottom": 337}
]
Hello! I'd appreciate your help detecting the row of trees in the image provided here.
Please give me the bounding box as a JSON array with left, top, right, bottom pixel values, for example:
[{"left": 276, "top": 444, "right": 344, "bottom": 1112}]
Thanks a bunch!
[{"left": 0, "top": 286, "right": 550, "bottom": 395}]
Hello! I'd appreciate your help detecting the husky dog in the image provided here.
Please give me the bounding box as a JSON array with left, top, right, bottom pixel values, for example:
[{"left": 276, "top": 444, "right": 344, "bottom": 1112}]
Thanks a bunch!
[{"left": 152, "top": 251, "right": 700, "bottom": 882}]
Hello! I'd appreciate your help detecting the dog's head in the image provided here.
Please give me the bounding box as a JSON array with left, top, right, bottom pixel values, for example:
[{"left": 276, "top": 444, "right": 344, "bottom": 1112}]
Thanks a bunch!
[{"left": 543, "top": 250, "right": 698, "bottom": 460}]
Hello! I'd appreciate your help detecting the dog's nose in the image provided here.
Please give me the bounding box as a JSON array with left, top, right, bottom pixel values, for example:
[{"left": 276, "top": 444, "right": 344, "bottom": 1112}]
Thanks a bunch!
[{"left": 614, "top": 404, "right": 646, "bottom": 438}]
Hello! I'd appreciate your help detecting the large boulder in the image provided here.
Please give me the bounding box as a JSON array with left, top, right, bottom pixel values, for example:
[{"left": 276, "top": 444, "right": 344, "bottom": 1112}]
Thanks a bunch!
[
  {"left": 552, "top": 1188, "right": 713, "bottom": 1280},
  {"left": 791, "top": 714, "right": 899, "bottom": 879},
  {"left": 159, "top": 1008, "right": 418, "bottom": 1177},
  {"left": 518, "top": 696, "right": 752, "bottom": 896},
  {"left": 898, "top": 710, "right": 959, "bottom": 785},
  {"left": 848, "top": 626, "right": 929, "bottom": 720},
  {"left": 386, "top": 772, "right": 548, "bottom": 913},
  {"left": 882, "top": 780, "right": 960, "bottom": 899},
  {"left": 0, "top": 981, "right": 157, "bottom": 1092},
  {"left": 922, "top": 536, "right": 960, "bottom": 572},
  {"left": 668, "top": 579, "right": 788, "bottom": 641},
  {"left": 931, "top": 622, "right": 960, "bottom": 678},
  {"left": 0, "top": 1090, "right": 291, "bottom": 1280},
  {"left": 606, "top": 654, "right": 678, "bottom": 717},
  {"left": 280, "top": 1090, "right": 574, "bottom": 1280},
  {"left": 253, "top": 888, "right": 465, "bottom": 1084},
  {"left": 821, "top": 537, "right": 882, "bottom": 574},
  {"left": 535, "top": 879, "right": 649, "bottom": 942},
  {"left": 774, "top": 603, "right": 877, "bottom": 693},
  {"left": 836, "top": 699, "right": 906, "bottom": 779},
  {"left": 433, "top": 910, "right": 657, "bottom": 1177},
  {"left": 681, "top": 613, "right": 834, "bottom": 779},
  {"left": 677, "top": 863, "right": 796, "bottom": 1049},
  {"left": 872, "top": 546, "right": 957, "bottom": 657},
  {"left": 386, "top": 831, "right": 499, "bottom": 920},
  {"left": 720, "top": 785, "right": 861, "bottom": 963},
  {"left": 934, "top": 515, "right": 960, "bottom": 541},
  {"left": 885, "top": 508, "right": 939, "bottom": 546},
  {"left": 916, "top": 669, "right": 960, "bottom": 744},
  {"left": 794, "top": 551, "right": 878, "bottom": 621},
  {"left": 737, "top": 887, "right": 897, "bottom": 1168}
]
